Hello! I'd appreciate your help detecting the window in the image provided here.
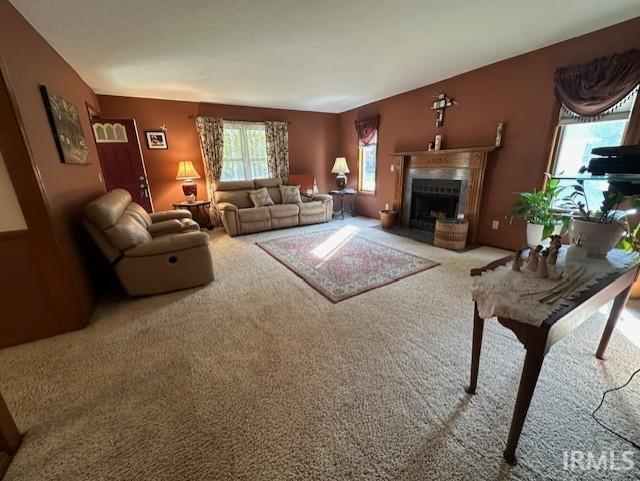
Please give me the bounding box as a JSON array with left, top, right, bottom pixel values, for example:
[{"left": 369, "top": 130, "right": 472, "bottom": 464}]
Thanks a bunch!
[
  {"left": 358, "top": 130, "right": 377, "bottom": 194},
  {"left": 221, "top": 122, "right": 268, "bottom": 181},
  {"left": 551, "top": 88, "right": 637, "bottom": 207}
]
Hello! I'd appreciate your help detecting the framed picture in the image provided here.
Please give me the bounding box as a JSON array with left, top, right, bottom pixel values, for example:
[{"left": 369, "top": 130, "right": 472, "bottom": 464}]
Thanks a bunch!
[
  {"left": 40, "top": 85, "right": 90, "bottom": 164},
  {"left": 145, "top": 130, "right": 168, "bottom": 150}
]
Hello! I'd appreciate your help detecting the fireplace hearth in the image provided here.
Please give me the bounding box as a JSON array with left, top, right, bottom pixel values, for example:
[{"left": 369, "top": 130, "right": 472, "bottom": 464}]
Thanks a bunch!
[{"left": 409, "top": 179, "right": 462, "bottom": 232}]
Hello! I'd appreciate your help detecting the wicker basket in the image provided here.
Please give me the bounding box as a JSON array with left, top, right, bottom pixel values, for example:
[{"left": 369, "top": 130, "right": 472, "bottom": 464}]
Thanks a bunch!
[{"left": 434, "top": 219, "right": 468, "bottom": 250}]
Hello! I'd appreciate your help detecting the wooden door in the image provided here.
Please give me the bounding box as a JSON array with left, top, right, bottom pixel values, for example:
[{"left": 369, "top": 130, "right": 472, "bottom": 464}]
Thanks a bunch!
[{"left": 91, "top": 119, "right": 153, "bottom": 211}]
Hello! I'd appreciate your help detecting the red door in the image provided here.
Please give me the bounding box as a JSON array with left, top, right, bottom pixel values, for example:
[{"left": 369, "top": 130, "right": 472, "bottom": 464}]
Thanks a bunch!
[{"left": 91, "top": 118, "right": 153, "bottom": 212}]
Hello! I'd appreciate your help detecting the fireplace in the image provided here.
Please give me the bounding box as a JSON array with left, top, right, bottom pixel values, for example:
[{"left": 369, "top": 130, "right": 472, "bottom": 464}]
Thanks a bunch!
[
  {"left": 409, "top": 179, "right": 463, "bottom": 232},
  {"left": 391, "top": 144, "right": 497, "bottom": 245}
]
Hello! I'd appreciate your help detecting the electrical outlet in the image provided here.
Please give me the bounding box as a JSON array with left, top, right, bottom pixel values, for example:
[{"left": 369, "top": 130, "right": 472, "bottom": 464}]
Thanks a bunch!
[
  {"left": 390, "top": 164, "right": 394, "bottom": 172},
  {"left": 492, "top": 220, "right": 499, "bottom": 230}
]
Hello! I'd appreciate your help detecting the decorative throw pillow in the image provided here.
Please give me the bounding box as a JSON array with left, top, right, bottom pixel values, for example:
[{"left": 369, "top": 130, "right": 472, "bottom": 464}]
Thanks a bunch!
[
  {"left": 248, "top": 187, "right": 275, "bottom": 207},
  {"left": 279, "top": 185, "right": 302, "bottom": 204}
]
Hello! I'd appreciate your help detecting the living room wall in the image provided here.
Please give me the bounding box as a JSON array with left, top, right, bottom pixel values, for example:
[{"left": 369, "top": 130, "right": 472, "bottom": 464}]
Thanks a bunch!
[
  {"left": 0, "top": 0, "right": 106, "bottom": 339},
  {"left": 337, "top": 16, "right": 640, "bottom": 251},
  {"left": 97, "top": 95, "right": 339, "bottom": 211}
]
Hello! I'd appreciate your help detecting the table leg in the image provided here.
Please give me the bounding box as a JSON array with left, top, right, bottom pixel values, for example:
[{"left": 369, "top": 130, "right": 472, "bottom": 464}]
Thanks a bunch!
[
  {"left": 349, "top": 195, "right": 356, "bottom": 217},
  {"left": 503, "top": 345, "right": 546, "bottom": 464},
  {"left": 333, "top": 195, "right": 345, "bottom": 220},
  {"left": 466, "top": 305, "right": 484, "bottom": 395},
  {"left": 0, "top": 393, "right": 20, "bottom": 455},
  {"left": 596, "top": 284, "right": 632, "bottom": 360}
]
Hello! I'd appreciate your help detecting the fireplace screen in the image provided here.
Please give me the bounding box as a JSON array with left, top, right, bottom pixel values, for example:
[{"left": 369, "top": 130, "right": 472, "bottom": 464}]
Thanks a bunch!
[{"left": 409, "top": 179, "right": 462, "bottom": 231}]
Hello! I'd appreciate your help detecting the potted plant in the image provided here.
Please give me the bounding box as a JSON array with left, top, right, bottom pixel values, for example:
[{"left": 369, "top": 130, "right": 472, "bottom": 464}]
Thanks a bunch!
[
  {"left": 511, "top": 176, "right": 567, "bottom": 247},
  {"left": 561, "top": 182, "right": 631, "bottom": 257}
]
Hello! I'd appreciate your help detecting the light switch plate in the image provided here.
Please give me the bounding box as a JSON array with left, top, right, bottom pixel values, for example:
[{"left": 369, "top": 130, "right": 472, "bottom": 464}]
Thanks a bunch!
[{"left": 492, "top": 220, "right": 499, "bottom": 230}]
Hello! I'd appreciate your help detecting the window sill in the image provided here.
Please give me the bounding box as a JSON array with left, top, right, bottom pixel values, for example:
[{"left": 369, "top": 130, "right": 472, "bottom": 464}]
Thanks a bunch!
[{"left": 357, "top": 190, "right": 376, "bottom": 197}]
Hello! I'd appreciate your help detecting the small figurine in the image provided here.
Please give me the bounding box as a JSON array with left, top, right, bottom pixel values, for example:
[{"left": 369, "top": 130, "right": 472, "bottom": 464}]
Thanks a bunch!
[
  {"left": 526, "top": 245, "right": 543, "bottom": 271},
  {"left": 536, "top": 249, "right": 549, "bottom": 278},
  {"left": 512, "top": 249, "right": 523, "bottom": 272},
  {"left": 548, "top": 235, "right": 562, "bottom": 265}
]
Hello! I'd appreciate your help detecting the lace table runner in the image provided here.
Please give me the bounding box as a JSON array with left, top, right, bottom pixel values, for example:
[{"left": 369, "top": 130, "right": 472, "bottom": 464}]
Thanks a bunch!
[{"left": 471, "top": 250, "right": 637, "bottom": 327}]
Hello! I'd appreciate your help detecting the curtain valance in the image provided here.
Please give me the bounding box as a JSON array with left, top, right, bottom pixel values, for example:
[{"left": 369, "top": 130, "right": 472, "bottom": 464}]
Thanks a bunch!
[
  {"left": 554, "top": 49, "right": 640, "bottom": 118},
  {"left": 354, "top": 115, "right": 379, "bottom": 145}
]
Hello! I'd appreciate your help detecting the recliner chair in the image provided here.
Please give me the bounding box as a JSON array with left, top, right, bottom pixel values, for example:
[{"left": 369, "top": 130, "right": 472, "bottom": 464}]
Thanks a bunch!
[{"left": 84, "top": 189, "right": 214, "bottom": 296}]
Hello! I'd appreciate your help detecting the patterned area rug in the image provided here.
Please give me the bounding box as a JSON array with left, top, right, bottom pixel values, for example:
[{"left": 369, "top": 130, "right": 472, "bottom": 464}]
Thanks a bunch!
[{"left": 257, "top": 228, "right": 439, "bottom": 302}]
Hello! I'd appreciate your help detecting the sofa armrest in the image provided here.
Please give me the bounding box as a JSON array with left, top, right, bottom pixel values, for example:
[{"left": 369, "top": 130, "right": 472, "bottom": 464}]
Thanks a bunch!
[
  {"left": 124, "top": 232, "right": 209, "bottom": 257},
  {"left": 150, "top": 209, "right": 192, "bottom": 222},
  {"left": 147, "top": 219, "right": 183, "bottom": 237},
  {"left": 312, "top": 194, "right": 333, "bottom": 202},
  {"left": 216, "top": 202, "right": 238, "bottom": 212}
]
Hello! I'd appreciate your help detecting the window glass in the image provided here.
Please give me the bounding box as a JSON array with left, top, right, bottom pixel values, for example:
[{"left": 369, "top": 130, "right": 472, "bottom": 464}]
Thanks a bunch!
[
  {"left": 358, "top": 131, "right": 377, "bottom": 193},
  {"left": 221, "top": 122, "right": 268, "bottom": 181}
]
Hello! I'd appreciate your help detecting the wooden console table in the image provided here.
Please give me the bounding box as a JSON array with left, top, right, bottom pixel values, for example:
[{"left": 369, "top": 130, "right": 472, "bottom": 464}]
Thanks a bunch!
[
  {"left": 0, "top": 391, "right": 20, "bottom": 478},
  {"left": 468, "top": 254, "right": 640, "bottom": 464}
]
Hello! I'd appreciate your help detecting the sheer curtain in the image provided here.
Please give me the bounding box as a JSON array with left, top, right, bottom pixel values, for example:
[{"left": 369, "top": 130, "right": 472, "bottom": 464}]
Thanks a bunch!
[
  {"left": 194, "top": 116, "right": 224, "bottom": 225},
  {"left": 265, "top": 121, "right": 289, "bottom": 179}
]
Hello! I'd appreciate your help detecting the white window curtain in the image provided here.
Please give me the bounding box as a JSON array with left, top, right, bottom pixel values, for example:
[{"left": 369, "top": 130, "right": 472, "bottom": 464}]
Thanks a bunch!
[{"left": 221, "top": 122, "right": 269, "bottom": 181}]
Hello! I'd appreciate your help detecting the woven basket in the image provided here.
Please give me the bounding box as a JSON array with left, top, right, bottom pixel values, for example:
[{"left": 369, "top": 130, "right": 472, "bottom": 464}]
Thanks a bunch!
[{"left": 434, "top": 219, "right": 468, "bottom": 250}]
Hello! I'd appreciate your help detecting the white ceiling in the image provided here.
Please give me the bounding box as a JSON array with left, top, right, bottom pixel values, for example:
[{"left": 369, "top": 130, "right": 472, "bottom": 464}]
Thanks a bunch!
[{"left": 10, "top": 0, "right": 640, "bottom": 113}]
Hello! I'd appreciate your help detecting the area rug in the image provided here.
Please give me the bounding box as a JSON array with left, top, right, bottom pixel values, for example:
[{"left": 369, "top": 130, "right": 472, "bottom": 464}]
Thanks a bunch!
[{"left": 256, "top": 228, "right": 439, "bottom": 302}]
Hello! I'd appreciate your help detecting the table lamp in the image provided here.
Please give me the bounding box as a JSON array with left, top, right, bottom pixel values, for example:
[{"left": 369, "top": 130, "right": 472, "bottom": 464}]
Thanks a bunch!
[
  {"left": 331, "top": 157, "right": 350, "bottom": 190},
  {"left": 176, "top": 160, "right": 201, "bottom": 202}
]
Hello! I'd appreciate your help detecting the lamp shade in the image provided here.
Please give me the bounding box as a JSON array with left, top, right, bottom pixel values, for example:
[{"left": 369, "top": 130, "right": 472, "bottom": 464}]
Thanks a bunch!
[
  {"left": 176, "top": 161, "right": 201, "bottom": 180},
  {"left": 331, "top": 157, "right": 350, "bottom": 174}
]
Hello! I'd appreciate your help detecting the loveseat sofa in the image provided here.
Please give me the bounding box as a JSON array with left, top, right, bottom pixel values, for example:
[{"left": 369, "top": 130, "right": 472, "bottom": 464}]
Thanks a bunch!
[
  {"left": 214, "top": 178, "right": 333, "bottom": 236},
  {"left": 84, "top": 189, "right": 214, "bottom": 296}
]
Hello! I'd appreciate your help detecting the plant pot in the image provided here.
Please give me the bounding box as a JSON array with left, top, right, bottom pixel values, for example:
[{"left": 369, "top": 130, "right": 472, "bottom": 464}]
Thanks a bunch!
[
  {"left": 379, "top": 209, "right": 398, "bottom": 229},
  {"left": 526, "top": 222, "right": 562, "bottom": 248},
  {"left": 569, "top": 218, "right": 624, "bottom": 258}
]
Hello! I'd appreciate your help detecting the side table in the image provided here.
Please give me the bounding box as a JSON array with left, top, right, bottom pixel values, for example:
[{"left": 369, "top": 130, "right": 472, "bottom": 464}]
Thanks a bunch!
[
  {"left": 329, "top": 189, "right": 357, "bottom": 220},
  {"left": 172, "top": 200, "right": 214, "bottom": 230}
]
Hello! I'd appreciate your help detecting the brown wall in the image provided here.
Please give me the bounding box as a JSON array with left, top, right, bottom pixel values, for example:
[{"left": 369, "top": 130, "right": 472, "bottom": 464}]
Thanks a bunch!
[
  {"left": 0, "top": 0, "right": 106, "bottom": 344},
  {"left": 337, "top": 17, "right": 640, "bottom": 251},
  {"left": 97, "top": 96, "right": 339, "bottom": 211}
]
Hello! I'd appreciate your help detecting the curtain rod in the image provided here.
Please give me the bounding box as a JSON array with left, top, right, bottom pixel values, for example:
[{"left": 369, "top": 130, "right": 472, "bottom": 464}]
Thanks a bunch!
[{"left": 187, "top": 115, "right": 291, "bottom": 124}]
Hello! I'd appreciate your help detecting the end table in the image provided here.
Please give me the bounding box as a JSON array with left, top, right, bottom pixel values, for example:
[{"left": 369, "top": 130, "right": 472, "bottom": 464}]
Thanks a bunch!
[
  {"left": 329, "top": 189, "right": 357, "bottom": 220},
  {"left": 172, "top": 200, "right": 214, "bottom": 230}
]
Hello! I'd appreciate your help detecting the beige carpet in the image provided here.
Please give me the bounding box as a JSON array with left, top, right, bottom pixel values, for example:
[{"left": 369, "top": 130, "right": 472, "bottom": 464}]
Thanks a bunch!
[{"left": 1, "top": 217, "right": 639, "bottom": 480}]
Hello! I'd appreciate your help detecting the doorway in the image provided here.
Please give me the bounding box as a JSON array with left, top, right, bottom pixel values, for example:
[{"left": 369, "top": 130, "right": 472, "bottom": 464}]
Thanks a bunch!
[{"left": 90, "top": 118, "right": 153, "bottom": 212}]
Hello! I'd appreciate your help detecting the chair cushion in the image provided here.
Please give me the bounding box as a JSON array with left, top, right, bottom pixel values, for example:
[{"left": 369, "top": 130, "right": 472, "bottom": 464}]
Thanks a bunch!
[
  {"left": 254, "top": 178, "right": 283, "bottom": 188},
  {"left": 103, "top": 214, "right": 152, "bottom": 251},
  {"left": 269, "top": 204, "right": 299, "bottom": 218},
  {"left": 180, "top": 219, "right": 200, "bottom": 232},
  {"left": 255, "top": 178, "right": 283, "bottom": 204},
  {"left": 214, "top": 189, "right": 253, "bottom": 209},
  {"left": 212, "top": 180, "right": 255, "bottom": 191},
  {"left": 125, "top": 203, "right": 152, "bottom": 228},
  {"left": 238, "top": 207, "right": 271, "bottom": 223},
  {"left": 279, "top": 185, "right": 302, "bottom": 204},
  {"left": 248, "top": 187, "right": 275, "bottom": 207},
  {"left": 299, "top": 201, "right": 324, "bottom": 215},
  {"left": 85, "top": 188, "right": 132, "bottom": 230}
]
